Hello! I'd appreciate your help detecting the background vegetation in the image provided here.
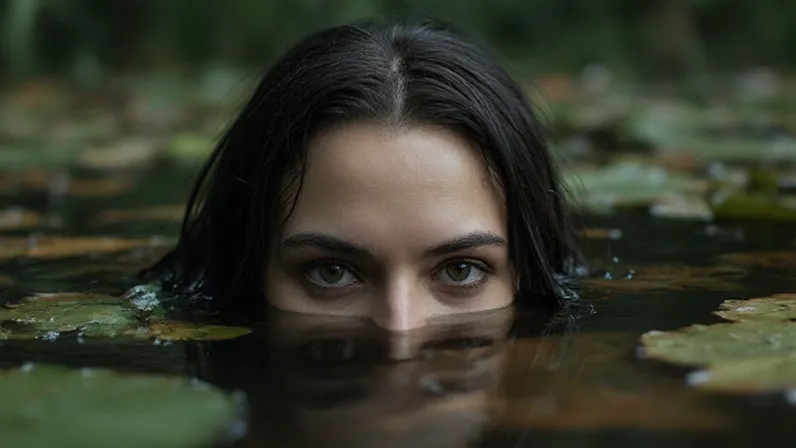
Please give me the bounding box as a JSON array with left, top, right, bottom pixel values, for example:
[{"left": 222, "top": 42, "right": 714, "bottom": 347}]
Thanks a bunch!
[{"left": 3, "top": 0, "right": 796, "bottom": 84}]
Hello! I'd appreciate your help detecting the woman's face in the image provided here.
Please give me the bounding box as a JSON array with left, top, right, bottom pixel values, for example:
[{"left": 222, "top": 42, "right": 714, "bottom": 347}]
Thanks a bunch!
[{"left": 265, "top": 123, "right": 514, "bottom": 330}]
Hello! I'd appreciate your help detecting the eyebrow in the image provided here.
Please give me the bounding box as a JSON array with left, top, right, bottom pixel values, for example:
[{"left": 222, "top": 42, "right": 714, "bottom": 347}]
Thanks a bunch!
[{"left": 279, "top": 231, "right": 506, "bottom": 258}]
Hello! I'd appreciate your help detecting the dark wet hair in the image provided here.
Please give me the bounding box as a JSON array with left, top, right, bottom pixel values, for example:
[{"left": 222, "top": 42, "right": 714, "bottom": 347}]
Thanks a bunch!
[{"left": 143, "top": 21, "right": 582, "bottom": 314}]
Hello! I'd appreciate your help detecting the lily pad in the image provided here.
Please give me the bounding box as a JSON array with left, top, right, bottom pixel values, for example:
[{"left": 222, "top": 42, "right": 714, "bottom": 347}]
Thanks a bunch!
[
  {"left": 714, "top": 294, "right": 796, "bottom": 323},
  {"left": 0, "top": 363, "right": 245, "bottom": 447},
  {"left": 0, "top": 236, "right": 174, "bottom": 261},
  {"left": 640, "top": 321, "right": 796, "bottom": 368},
  {"left": 565, "top": 161, "right": 707, "bottom": 213},
  {"left": 685, "top": 356, "right": 796, "bottom": 393},
  {"left": 0, "top": 291, "right": 251, "bottom": 342},
  {"left": 0, "top": 207, "right": 42, "bottom": 230},
  {"left": 167, "top": 132, "right": 215, "bottom": 162},
  {"left": 78, "top": 137, "right": 159, "bottom": 170}
]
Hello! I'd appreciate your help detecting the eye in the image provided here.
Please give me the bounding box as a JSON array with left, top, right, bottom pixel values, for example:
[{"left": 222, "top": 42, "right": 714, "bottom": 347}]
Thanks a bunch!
[
  {"left": 305, "top": 262, "right": 358, "bottom": 287},
  {"left": 438, "top": 261, "right": 488, "bottom": 287}
]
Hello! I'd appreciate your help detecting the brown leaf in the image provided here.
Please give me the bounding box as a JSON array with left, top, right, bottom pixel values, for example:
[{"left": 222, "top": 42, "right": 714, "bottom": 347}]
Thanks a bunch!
[
  {"left": 581, "top": 228, "right": 623, "bottom": 240},
  {"left": 93, "top": 205, "right": 185, "bottom": 226},
  {"left": 0, "top": 208, "right": 42, "bottom": 231},
  {"left": 148, "top": 322, "right": 252, "bottom": 341},
  {"left": 0, "top": 236, "right": 174, "bottom": 261},
  {"left": 494, "top": 333, "right": 731, "bottom": 430},
  {"left": 583, "top": 264, "right": 747, "bottom": 293},
  {"left": 719, "top": 251, "right": 796, "bottom": 270}
]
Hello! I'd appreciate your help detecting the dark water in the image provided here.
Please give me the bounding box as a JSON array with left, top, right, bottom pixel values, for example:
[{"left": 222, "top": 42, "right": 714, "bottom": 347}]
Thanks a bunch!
[{"left": 2, "top": 166, "right": 796, "bottom": 447}]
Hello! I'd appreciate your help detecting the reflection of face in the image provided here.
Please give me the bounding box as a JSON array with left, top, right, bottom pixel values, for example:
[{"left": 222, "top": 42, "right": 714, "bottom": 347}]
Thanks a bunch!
[
  {"left": 263, "top": 308, "right": 513, "bottom": 448},
  {"left": 265, "top": 123, "right": 514, "bottom": 331}
]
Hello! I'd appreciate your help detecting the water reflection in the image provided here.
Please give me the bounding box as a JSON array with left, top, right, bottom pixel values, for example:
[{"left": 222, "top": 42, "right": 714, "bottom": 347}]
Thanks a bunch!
[{"left": 191, "top": 308, "right": 515, "bottom": 447}]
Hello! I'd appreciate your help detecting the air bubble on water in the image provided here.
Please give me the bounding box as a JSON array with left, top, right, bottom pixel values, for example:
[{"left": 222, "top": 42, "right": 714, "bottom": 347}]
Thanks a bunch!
[
  {"left": 20, "top": 362, "right": 35, "bottom": 373},
  {"left": 41, "top": 331, "right": 59, "bottom": 342},
  {"left": 81, "top": 367, "right": 94, "bottom": 377}
]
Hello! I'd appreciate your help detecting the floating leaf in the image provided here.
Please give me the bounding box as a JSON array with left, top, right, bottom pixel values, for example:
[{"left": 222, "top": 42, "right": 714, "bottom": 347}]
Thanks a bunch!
[
  {"left": 719, "top": 251, "right": 796, "bottom": 270},
  {"left": 581, "top": 228, "right": 623, "bottom": 240},
  {"left": 640, "top": 322, "right": 796, "bottom": 368},
  {"left": 0, "top": 364, "right": 244, "bottom": 447},
  {"left": 714, "top": 294, "right": 796, "bottom": 323},
  {"left": 583, "top": 264, "right": 747, "bottom": 293},
  {"left": 0, "top": 292, "right": 251, "bottom": 342},
  {"left": 649, "top": 193, "right": 713, "bottom": 221},
  {"left": 94, "top": 204, "right": 185, "bottom": 226},
  {"left": 565, "top": 161, "right": 707, "bottom": 213},
  {"left": 712, "top": 192, "right": 796, "bottom": 221},
  {"left": 0, "top": 235, "right": 174, "bottom": 261},
  {"left": 67, "top": 176, "right": 138, "bottom": 197},
  {"left": 685, "top": 356, "right": 796, "bottom": 393},
  {"left": 167, "top": 132, "right": 215, "bottom": 162},
  {"left": 78, "top": 137, "right": 159, "bottom": 170},
  {"left": 0, "top": 207, "right": 42, "bottom": 230},
  {"left": 149, "top": 322, "right": 253, "bottom": 341}
]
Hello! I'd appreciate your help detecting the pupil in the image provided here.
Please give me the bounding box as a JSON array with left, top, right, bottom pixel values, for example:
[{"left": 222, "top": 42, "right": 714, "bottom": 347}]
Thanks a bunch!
[
  {"left": 320, "top": 264, "right": 344, "bottom": 283},
  {"left": 447, "top": 263, "right": 471, "bottom": 282}
]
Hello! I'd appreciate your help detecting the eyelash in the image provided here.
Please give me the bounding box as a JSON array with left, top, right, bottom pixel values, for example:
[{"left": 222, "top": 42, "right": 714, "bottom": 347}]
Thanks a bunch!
[{"left": 300, "top": 258, "right": 493, "bottom": 296}]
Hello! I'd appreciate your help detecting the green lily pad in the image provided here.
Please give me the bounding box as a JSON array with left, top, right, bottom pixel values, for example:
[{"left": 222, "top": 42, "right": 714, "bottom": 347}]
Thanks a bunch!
[
  {"left": 167, "top": 132, "right": 215, "bottom": 163},
  {"left": 0, "top": 363, "right": 245, "bottom": 447},
  {"left": 640, "top": 321, "right": 796, "bottom": 368},
  {"left": 564, "top": 161, "right": 707, "bottom": 213},
  {"left": 714, "top": 294, "right": 796, "bottom": 323},
  {"left": 686, "top": 356, "right": 796, "bottom": 393},
  {"left": 0, "top": 291, "right": 251, "bottom": 342}
]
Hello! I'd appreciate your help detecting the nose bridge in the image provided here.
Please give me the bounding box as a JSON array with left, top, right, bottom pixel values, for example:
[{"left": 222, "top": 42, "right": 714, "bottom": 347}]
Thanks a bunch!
[{"left": 370, "top": 271, "right": 427, "bottom": 332}]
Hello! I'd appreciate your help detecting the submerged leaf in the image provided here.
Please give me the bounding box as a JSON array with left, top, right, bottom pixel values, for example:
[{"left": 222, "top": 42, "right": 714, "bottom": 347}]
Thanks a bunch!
[
  {"left": 583, "top": 264, "right": 747, "bottom": 293},
  {"left": 0, "top": 364, "right": 244, "bottom": 447}
]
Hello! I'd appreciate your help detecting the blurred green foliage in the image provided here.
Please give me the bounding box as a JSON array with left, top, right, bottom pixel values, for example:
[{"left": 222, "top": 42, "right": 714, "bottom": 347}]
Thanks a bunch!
[{"left": 2, "top": 0, "right": 796, "bottom": 82}]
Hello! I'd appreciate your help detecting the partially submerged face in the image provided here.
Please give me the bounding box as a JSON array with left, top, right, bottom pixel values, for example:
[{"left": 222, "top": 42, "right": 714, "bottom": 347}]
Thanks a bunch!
[{"left": 265, "top": 123, "right": 514, "bottom": 331}]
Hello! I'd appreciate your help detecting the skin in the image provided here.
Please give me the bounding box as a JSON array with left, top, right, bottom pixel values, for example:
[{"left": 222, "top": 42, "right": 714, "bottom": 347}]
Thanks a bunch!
[{"left": 265, "top": 123, "right": 514, "bottom": 331}]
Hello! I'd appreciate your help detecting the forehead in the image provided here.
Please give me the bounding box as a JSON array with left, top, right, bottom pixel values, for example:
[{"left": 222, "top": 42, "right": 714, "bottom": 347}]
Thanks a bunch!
[{"left": 282, "top": 123, "right": 506, "bottom": 246}]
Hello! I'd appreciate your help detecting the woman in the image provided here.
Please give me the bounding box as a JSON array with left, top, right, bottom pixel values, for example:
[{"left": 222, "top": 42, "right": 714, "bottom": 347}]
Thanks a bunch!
[{"left": 143, "top": 21, "right": 581, "bottom": 330}]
